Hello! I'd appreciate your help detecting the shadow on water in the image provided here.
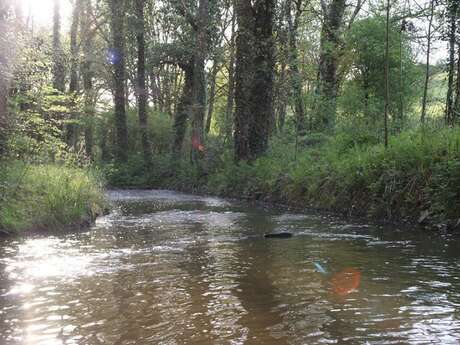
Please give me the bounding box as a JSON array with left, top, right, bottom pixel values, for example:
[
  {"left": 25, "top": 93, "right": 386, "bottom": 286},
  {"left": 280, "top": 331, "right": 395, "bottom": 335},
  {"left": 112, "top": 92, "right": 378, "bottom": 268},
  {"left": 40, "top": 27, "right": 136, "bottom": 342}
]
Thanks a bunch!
[{"left": 1, "top": 189, "right": 460, "bottom": 344}]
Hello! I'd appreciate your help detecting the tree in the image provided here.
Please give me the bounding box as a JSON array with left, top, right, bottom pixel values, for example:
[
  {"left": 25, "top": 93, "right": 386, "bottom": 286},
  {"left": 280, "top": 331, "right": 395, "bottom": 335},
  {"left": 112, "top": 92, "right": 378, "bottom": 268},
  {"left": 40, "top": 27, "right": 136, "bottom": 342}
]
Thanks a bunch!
[
  {"left": 224, "top": 5, "right": 236, "bottom": 137},
  {"left": 152, "top": 0, "right": 215, "bottom": 159},
  {"left": 287, "top": 0, "right": 306, "bottom": 134},
  {"left": 52, "top": 0, "right": 65, "bottom": 92},
  {"left": 0, "top": 1, "right": 18, "bottom": 156},
  {"left": 234, "top": 0, "right": 276, "bottom": 161},
  {"left": 421, "top": 0, "right": 435, "bottom": 125},
  {"left": 341, "top": 16, "right": 420, "bottom": 128},
  {"left": 316, "top": 0, "right": 346, "bottom": 131},
  {"left": 67, "top": 0, "right": 82, "bottom": 148},
  {"left": 81, "top": 0, "right": 96, "bottom": 158},
  {"left": 384, "top": 0, "right": 390, "bottom": 147},
  {"left": 190, "top": 0, "right": 209, "bottom": 163},
  {"left": 134, "top": 0, "right": 152, "bottom": 166},
  {"left": 445, "top": 0, "right": 459, "bottom": 125},
  {"left": 109, "top": 0, "right": 129, "bottom": 161}
]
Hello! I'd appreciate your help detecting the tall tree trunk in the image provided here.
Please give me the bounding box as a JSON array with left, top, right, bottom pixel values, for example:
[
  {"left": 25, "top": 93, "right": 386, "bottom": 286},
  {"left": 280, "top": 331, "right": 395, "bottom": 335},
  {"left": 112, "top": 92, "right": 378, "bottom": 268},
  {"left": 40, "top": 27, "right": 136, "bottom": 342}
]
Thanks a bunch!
[
  {"left": 109, "top": 0, "right": 128, "bottom": 161},
  {"left": 67, "top": 0, "right": 81, "bottom": 149},
  {"left": 173, "top": 63, "right": 194, "bottom": 155},
  {"left": 190, "top": 0, "right": 209, "bottom": 163},
  {"left": 317, "top": 0, "right": 346, "bottom": 131},
  {"left": 398, "top": 24, "right": 404, "bottom": 130},
  {"left": 205, "top": 62, "right": 219, "bottom": 134},
  {"left": 454, "top": 46, "right": 460, "bottom": 120},
  {"left": 225, "top": 8, "right": 236, "bottom": 138},
  {"left": 274, "top": 2, "right": 289, "bottom": 133},
  {"left": 234, "top": 0, "right": 255, "bottom": 161},
  {"left": 81, "top": 0, "right": 95, "bottom": 158},
  {"left": 384, "top": 0, "right": 390, "bottom": 148},
  {"left": 0, "top": 15, "right": 8, "bottom": 156},
  {"left": 135, "top": 0, "right": 151, "bottom": 166},
  {"left": 421, "top": 0, "right": 434, "bottom": 125},
  {"left": 445, "top": 0, "right": 458, "bottom": 126},
  {"left": 69, "top": 1, "right": 80, "bottom": 94},
  {"left": 0, "top": 2, "right": 18, "bottom": 156},
  {"left": 249, "top": 0, "right": 275, "bottom": 157},
  {"left": 275, "top": 45, "right": 288, "bottom": 132},
  {"left": 234, "top": 0, "right": 275, "bottom": 161},
  {"left": 52, "top": 0, "right": 65, "bottom": 92},
  {"left": 287, "top": 0, "right": 305, "bottom": 134}
]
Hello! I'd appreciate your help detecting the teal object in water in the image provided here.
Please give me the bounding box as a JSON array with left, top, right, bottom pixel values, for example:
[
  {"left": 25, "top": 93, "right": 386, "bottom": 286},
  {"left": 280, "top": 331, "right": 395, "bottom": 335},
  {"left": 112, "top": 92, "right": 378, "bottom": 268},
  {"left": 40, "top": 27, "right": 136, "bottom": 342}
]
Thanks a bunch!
[{"left": 314, "top": 262, "right": 327, "bottom": 274}]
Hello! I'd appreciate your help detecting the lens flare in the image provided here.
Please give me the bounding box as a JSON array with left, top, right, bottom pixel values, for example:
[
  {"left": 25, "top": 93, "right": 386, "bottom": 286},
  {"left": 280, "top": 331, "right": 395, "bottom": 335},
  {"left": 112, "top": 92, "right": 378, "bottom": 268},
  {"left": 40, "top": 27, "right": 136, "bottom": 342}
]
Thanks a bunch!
[
  {"left": 107, "top": 48, "right": 122, "bottom": 65},
  {"left": 330, "top": 267, "right": 361, "bottom": 296}
]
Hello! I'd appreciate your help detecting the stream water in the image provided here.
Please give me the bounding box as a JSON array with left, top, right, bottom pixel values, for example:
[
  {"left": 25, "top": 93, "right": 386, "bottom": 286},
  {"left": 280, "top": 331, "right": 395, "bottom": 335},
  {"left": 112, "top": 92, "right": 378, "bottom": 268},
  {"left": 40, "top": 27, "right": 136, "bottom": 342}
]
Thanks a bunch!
[{"left": 1, "top": 189, "right": 460, "bottom": 344}]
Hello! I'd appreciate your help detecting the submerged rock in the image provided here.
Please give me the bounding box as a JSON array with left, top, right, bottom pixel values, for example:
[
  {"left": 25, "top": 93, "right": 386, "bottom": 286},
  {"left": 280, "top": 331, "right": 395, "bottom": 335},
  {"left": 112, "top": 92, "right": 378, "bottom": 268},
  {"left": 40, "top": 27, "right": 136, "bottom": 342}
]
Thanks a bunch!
[{"left": 264, "top": 232, "right": 293, "bottom": 239}]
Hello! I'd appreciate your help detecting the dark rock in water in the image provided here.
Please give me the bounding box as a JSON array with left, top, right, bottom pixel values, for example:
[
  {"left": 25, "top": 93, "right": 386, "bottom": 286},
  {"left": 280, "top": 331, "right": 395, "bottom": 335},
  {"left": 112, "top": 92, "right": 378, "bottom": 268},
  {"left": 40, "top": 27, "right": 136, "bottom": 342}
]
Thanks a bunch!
[{"left": 264, "top": 232, "right": 293, "bottom": 239}]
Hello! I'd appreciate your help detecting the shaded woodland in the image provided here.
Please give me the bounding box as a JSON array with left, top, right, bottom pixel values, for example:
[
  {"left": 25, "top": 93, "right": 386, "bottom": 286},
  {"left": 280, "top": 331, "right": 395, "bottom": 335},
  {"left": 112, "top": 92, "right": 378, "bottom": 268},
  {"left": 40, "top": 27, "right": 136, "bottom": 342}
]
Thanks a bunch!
[{"left": 1, "top": 0, "right": 460, "bottom": 231}]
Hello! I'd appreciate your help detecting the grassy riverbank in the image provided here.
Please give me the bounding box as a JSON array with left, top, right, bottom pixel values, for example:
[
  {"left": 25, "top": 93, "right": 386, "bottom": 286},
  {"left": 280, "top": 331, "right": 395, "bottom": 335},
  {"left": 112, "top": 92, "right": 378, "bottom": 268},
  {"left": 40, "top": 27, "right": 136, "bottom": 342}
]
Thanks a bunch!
[
  {"left": 0, "top": 162, "right": 106, "bottom": 235},
  {"left": 105, "top": 126, "right": 460, "bottom": 228}
]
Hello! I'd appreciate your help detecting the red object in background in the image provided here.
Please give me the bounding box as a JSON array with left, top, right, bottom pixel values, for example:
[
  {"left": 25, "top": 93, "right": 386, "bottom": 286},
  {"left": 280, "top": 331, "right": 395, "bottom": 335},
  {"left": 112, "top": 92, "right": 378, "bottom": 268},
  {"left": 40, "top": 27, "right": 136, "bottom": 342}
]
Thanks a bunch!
[
  {"left": 192, "top": 136, "right": 205, "bottom": 152},
  {"left": 330, "top": 268, "right": 361, "bottom": 295}
]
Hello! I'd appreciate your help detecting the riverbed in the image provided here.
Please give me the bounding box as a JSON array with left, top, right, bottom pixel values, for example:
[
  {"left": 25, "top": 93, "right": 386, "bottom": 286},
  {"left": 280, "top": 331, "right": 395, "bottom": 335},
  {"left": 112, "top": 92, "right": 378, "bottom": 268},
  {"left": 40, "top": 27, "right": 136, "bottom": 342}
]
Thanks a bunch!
[{"left": 1, "top": 189, "right": 460, "bottom": 344}]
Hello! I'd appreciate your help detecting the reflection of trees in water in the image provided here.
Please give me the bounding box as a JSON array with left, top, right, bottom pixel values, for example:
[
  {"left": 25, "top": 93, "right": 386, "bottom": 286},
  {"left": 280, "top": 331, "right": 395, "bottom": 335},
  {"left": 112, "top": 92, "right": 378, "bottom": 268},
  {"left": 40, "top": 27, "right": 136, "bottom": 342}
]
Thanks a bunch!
[
  {"left": 2, "top": 195, "right": 460, "bottom": 345},
  {"left": 230, "top": 208, "right": 291, "bottom": 345},
  {"left": 179, "top": 221, "right": 249, "bottom": 344}
]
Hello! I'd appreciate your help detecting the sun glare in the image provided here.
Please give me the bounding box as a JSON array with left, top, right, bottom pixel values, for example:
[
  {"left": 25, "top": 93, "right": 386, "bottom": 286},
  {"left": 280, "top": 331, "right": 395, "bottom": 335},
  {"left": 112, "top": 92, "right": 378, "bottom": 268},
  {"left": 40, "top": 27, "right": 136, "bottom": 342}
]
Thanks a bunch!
[{"left": 21, "top": 0, "right": 72, "bottom": 29}]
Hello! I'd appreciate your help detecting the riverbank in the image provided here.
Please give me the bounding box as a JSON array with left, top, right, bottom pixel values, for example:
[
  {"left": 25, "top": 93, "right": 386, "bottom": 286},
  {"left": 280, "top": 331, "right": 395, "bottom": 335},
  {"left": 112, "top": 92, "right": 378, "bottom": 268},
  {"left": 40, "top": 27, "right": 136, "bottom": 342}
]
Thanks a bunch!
[
  {"left": 104, "top": 127, "right": 460, "bottom": 230},
  {"left": 0, "top": 162, "right": 106, "bottom": 235}
]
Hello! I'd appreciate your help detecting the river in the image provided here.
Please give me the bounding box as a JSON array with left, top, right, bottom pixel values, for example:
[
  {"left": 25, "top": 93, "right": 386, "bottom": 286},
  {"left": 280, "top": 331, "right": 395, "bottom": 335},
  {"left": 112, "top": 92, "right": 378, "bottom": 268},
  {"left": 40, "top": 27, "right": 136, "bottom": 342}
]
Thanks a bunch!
[{"left": 1, "top": 189, "right": 460, "bottom": 344}]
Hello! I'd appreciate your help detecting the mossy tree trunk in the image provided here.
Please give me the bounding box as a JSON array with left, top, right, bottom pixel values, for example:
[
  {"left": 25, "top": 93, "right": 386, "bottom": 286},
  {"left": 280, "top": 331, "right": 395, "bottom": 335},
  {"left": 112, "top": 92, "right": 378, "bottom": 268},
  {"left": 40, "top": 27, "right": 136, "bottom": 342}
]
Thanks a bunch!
[
  {"left": 234, "top": 0, "right": 255, "bottom": 161},
  {"left": 234, "top": 0, "right": 275, "bottom": 161},
  {"left": 249, "top": 0, "right": 275, "bottom": 157}
]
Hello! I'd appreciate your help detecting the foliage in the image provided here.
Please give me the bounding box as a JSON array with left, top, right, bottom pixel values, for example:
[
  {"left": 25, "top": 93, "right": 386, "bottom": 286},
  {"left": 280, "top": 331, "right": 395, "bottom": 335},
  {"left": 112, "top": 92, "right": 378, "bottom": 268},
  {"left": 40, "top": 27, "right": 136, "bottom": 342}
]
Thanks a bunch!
[
  {"left": 105, "top": 127, "right": 460, "bottom": 226},
  {"left": 340, "top": 16, "right": 423, "bottom": 127},
  {"left": 0, "top": 161, "right": 106, "bottom": 234}
]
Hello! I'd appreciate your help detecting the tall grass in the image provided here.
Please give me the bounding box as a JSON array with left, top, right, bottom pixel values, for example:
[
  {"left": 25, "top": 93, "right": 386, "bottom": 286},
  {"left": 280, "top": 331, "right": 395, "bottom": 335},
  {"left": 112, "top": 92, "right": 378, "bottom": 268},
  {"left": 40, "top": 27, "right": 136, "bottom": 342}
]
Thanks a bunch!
[
  {"left": 105, "top": 126, "right": 460, "bottom": 225},
  {"left": 0, "top": 162, "right": 106, "bottom": 234}
]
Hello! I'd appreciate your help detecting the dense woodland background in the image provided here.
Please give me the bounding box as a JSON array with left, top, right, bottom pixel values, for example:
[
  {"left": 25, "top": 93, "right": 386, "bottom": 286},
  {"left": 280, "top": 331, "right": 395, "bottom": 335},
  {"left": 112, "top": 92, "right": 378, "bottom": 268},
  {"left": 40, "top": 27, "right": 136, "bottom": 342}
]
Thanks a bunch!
[{"left": 0, "top": 0, "right": 460, "bottom": 232}]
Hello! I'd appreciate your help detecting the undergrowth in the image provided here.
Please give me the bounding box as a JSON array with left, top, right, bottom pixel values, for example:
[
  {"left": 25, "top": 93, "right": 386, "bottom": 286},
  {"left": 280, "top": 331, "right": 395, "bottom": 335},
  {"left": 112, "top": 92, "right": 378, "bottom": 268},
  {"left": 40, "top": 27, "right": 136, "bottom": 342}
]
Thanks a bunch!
[
  {"left": 103, "top": 126, "right": 460, "bottom": 226},
  {"left": 0, "top": 162, "right": 106, "bottom": 234}
]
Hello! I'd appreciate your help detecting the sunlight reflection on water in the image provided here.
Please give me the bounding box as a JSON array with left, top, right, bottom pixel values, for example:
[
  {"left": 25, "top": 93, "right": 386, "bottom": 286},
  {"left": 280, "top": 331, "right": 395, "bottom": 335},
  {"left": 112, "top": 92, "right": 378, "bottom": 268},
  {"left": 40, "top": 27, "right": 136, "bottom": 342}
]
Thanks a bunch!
[{"left": 1, "top": 190, "right": 460, "bottom": 344}]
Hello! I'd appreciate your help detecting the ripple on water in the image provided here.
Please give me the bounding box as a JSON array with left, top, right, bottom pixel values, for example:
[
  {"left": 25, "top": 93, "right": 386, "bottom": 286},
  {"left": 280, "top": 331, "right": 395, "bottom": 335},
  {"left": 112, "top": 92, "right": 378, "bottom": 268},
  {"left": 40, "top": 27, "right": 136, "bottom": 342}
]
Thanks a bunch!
[{"left": 1, "top": 190, "right": 460, "bottom": 344}]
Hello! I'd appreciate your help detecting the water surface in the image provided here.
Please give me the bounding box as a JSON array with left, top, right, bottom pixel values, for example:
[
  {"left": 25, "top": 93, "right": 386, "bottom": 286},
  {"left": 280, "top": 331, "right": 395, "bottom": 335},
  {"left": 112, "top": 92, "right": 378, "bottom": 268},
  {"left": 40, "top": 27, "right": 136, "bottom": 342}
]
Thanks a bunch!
[{"left": 1, "top": 189, "right": 460, "bottom": 344}]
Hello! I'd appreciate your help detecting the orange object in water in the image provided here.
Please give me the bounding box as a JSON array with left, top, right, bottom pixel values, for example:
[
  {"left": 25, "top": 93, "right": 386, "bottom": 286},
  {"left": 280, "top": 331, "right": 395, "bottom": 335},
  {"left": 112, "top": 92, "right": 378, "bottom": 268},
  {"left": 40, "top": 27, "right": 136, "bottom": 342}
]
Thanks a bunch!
[{"left": 330, "top": 268, "right": 361, "bottom": 295}]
